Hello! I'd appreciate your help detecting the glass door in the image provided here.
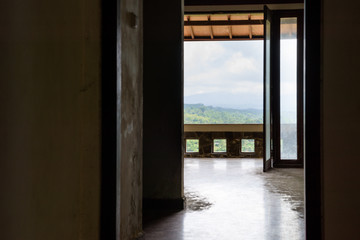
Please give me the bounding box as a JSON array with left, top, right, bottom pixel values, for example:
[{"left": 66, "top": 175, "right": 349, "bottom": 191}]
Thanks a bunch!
[
  {"left": 263, "top": 8, "right": 304, "bottom": 169},
  {"left": 263, "top": 6, "right": 274, "bottom": 172},
  {"left": 274, "top": 10, "right": 304, "bottom": 167}
]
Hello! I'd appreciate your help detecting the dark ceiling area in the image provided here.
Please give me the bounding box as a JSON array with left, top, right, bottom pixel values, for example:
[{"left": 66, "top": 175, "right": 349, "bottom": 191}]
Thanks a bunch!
[{"left": 185, "top": 0, "right": 304, "bottom": 6}]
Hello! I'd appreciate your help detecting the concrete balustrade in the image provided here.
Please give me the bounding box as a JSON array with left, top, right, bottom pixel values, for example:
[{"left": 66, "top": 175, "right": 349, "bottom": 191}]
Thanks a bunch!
[{"left": 184, "top": 124, "right": 263, "bottom": 158}]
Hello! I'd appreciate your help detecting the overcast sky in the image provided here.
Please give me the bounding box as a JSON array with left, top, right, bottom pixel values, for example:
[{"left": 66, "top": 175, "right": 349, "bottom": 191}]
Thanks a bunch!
[{"left": 184, "top": 40, "right": 297, "bottom": 111}]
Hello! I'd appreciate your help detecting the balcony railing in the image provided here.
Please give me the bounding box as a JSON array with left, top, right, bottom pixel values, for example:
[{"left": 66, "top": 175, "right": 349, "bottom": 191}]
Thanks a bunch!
[{"left": 184, "top": 124, "right": 263, "bottom": 158}]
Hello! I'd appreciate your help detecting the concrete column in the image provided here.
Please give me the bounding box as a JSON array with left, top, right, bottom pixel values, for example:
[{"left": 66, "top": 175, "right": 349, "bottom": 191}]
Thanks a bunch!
[
  {"left": 118, "top": 0, "right": 143, "bottom": 238},
  {"left": 143, "top": 0, "right": 184, "bottom": 209}
]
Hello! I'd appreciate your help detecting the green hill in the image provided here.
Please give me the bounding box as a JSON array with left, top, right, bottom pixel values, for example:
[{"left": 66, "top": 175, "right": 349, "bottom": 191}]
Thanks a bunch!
[{"left": 184, "top": 104, "right": 263, "bottom": 124}]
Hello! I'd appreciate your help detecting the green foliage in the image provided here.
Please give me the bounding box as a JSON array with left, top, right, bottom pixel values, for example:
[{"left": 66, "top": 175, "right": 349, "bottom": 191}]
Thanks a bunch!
[
  {"left": 241, "top": 139, "right": 255, "bottom": 152},
  {"left": 184, "top": 104, "right": 263, "bottom": 124},
  {"left": 186, "top": 139, "right": 199, "bottom": 152},
  {"left": 214, "top": 139, "right": 226, "bottom": 152}
]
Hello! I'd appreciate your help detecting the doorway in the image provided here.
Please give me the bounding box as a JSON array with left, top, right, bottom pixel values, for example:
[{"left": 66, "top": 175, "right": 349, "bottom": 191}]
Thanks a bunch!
[
  {"left": 102, "top": 0, "right": 323, "bottom": 239},
  {"left": 179, "top": 8, "right": 305, "bottom": 239},
  {"left": 140, "top": 0, "right": 316, "bottom": 239}
]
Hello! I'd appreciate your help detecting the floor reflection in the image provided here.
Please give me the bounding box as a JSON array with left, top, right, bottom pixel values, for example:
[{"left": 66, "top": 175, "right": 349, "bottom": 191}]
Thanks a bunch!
[{"left": 143, "top": 158, "right": 304, "bottom": 240}]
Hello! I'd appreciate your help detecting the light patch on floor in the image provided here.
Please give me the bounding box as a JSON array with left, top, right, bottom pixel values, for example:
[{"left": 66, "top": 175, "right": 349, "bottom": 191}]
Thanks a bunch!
[{"left": 143, "top": 158, "right": 304, "bottom": 240}]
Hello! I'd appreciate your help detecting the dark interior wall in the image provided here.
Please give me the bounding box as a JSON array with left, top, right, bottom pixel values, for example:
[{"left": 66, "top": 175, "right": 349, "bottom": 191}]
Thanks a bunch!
[
  {"left": 143, "top": 0, "right": 184, "bottom": 205},
  {"left": 0, "top": 0, "right": 101, "bottom": 239},
  {"left": 322, "top": 0, "right": 360, "bottom": 239}
]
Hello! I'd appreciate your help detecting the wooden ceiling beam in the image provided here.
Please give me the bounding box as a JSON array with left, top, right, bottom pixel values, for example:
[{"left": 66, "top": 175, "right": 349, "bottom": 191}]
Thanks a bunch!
[
  {"left": 248, "top": 14, "right": 252, "bottom": 39},
  {"left": 184, "top": 19, "right": 263, "bottom": 26},
  {"left": 208, "top": 16, "right": 214, "bottom": 39},
  {"left": 187, "top": 16, "right": 195, "bottom": 39},
  {"left": 228, "top": 15, "right": 233, "bottom": 39},
  {"left": 184, "top": 37, "right": 264, "bottom": 41}
]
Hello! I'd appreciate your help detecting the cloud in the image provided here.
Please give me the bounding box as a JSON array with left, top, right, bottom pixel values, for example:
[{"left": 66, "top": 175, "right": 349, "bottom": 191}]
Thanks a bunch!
[
  {"left": 185, "top": 42, "right": 226, "bottom": 74},
  {"left": 184, "top": 41, "right": 264, "bottom": 100},
  {"left": 184, "top": 40, "right": 298, "bottom": 111},
  {"left": 225, "top": 52, "right": 257, "bottom": 74}
]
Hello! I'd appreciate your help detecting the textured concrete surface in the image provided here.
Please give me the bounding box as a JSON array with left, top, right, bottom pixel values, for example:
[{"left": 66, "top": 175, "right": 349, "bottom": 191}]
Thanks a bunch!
[
  {"left": 118, "top": 0, "right": 143, "bottom": 238},
  {"left": 143, "top": 158, "right": 304, "bottom": 240}
]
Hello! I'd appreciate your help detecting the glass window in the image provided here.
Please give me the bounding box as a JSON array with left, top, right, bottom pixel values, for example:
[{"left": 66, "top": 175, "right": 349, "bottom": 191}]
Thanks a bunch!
[{"left": 280, "top": 17, "right": 297, "bottom": 160}]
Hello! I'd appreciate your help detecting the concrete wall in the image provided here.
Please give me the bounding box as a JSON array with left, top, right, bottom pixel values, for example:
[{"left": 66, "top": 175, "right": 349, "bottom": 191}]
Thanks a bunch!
[
  {"left": 322, "top": 0, "right": 360, "bottom": 239},
  {"left": 184, "top": 124, "right": 263, "bottom": 158},
  {"left": 118, "top": 0, "right": 143, "bottom": 239},
  {"left": 143, "top": 0, "right": 184, "bottom": 207},
  {"left": 0, "top": 0, "right": 101, "bottom": 239},
  {"left": 184, "top": 132, "right": 263, "bottom": 158}
]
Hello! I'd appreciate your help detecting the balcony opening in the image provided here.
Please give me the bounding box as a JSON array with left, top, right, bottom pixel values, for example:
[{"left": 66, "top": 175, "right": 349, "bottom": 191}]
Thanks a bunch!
[
  {"left": 183, "top": 10, "right": 304, "bottom": 239},
  {"left": 213, "top": 139, "right": 227, "bottom": 153},
  {"left": 186, "top": 139, "right": 199, "bottom": 153},
  {"left": 241, "top": 139, "right": 255, "bottom": 153}
]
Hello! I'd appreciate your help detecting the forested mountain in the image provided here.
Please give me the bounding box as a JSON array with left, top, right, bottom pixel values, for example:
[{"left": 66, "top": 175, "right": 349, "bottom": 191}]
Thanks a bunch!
[{"left": 184, "top": 104, "right": 263, "bottom": 124}]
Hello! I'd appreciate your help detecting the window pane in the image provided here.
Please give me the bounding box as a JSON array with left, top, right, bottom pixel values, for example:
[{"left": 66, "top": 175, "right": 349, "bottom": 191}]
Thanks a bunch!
[
  {"left": 213, "top": 139, "right": 227, "bottom": 153},
  {"left": 265, "top": 19, "right": 271, "bottom": 160},
  {"left": 280, "top": 17, "right": 297, "bottom": 160},
  {"left": 186, "top": 139, "right": 199, "bottom": 153},
  {"left": 241, "top": 139, "right": 255, "bottom": 153}
]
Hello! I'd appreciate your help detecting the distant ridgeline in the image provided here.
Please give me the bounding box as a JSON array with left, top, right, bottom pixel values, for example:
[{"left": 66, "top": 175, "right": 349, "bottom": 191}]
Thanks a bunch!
[{"left": 184, "top": 104, "right": 263, "bottom": 124}]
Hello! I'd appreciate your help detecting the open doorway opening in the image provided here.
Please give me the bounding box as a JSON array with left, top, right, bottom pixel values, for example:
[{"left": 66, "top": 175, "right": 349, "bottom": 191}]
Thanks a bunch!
[
  {"left": 183, "top": 10, "right": 304, "bottom": 239},
  {"left": 142, "top": 4, "right": 309, "bottom": 239}
]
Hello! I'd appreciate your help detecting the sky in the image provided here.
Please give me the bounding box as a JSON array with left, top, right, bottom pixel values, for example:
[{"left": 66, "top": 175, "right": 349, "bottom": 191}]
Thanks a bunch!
[{"left": 184, "top": 40, "right": 297, "bottom": 112}]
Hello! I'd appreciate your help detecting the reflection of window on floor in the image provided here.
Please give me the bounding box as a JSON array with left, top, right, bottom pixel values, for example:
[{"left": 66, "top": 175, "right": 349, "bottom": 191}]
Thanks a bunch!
[
  {"left": 186, "top": 139, "right": 199, "bottom": 153},
  {"left": 241, "top": 139, "right": 255, "bottom": 153},
  {"left": 213, "top": 139, "right": 227, "bottom": 153}
]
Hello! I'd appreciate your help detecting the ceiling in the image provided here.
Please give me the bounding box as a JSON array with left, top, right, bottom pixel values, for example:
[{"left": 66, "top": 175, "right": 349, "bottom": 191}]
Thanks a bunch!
[{"left": 184, "top": 13, "right": 264, "bottom": 41}]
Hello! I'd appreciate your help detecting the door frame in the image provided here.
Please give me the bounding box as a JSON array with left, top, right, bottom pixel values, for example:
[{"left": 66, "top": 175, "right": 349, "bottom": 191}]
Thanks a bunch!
[
  {"left": 304, "top": 0, "right": 323, "bottom": 238},
  {"left": 100, "top": 0, "right": 323, "bottom": 239},
  {"left": 100, "top": 0, "right": 118, "bottom": 239},
  {"left": 181, "top": 1, "right": 322, "bottom": 239},
  {"left": 270, "top": 9, "right": 304, "bottom": 168},
  {"left": 263, "top": 5, "right": 274, "bottom": 172}
]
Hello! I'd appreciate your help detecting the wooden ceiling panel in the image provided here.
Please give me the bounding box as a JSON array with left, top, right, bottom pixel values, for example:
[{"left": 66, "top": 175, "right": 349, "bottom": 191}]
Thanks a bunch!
[
  {"left": 210, "top": 15, "right": 228, "bottom": 21},
  {"left": 212, "top": 26, "right": 230, "bottom": 37},
  {"left": 192, "top": 26, "right": 212, "bottom": 37},
  {"left": 189, "top": 15, "right": 208, "bottom": 21},
  {"left": 184, "top": 13, "right": 264, "bottom": 41},
  {"left": 251, "top": 14, "right": 263, "bottom": 20},
  {"left": 232, "top": 25, "right": 250, "bottom": 36},
  {"left": 230, "top": 14, "right": 249, "bottom": 20},
  {"left": 252, "top": 25, "right": 263, "bottom": 36},
  {"left": 184, "top": 26, "right": 193, "bottom": 38}
]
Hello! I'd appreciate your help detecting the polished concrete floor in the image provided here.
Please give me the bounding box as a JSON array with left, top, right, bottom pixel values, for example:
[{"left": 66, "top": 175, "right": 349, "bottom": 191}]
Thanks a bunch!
[{"left": 143, "top": 158, "right": 304, "bottom": 240}]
